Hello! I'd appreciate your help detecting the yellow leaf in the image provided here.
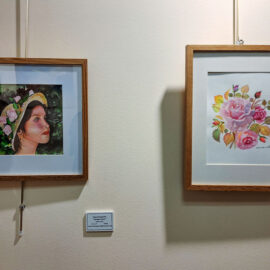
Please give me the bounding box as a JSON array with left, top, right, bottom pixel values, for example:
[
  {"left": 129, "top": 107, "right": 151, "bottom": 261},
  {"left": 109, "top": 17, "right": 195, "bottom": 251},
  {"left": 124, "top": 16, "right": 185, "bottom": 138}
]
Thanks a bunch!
[
  {"left": 223, "top": 133, "right": 234, "bottom": 146},
  {"left": 241, "top": 85, "right": 249, "bottom": 94},
  {"left": 214, "top": 95, "right": 224, "bottom": 104},
  {"left": 219, "top": 124, "right": 225, "bottom": 133},
  {"left": 224, "top": 89, "right": 231, "bottom": 100},
  {"left": 260, "top": 125, "right": 270, "bottom": 136},
  {"left": 216, "top": 115, "right": 223, "bottom": 120}
]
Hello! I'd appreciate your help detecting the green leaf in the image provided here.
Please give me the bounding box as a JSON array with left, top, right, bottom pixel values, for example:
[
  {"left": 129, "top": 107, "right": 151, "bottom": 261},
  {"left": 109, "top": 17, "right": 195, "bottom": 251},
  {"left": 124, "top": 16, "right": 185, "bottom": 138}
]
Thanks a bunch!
[
  {"left": 250, "top": 123, "right": 260, "bottom": 134},
  {"left": 243, "top": 94, "right": 249, "bottom": 99},
  {"left": 21, "top": 96, "right": 28, "bottom": 103},
  {"left": 229, "top": 93, "right": 233, "bottom": 97},
  {"left": 212, "top": 129, "right": 220, "bottom": 142},
  {"left": 235, "top": 93, "right": 241, "bottom": 98},
  {"left": 212, "top": 104, "right": 221, "bottom": 113},
  {"left": 1, "top": 141, "right": 6, "bottom": 148},
  {"left": 4, "top": 143, "right": 12, "bottom": 149},
  {"left": 264, "top": 117, "right": 270, "bottom": 125},
  {"left": 13, "top": 103, "right": 18, "bottom": 109},
  {"left": 10, "top": 123, "right": 15, "bottom": 131},
  {"left": 267, "top": 106, "right": 270, "bottom": 110}
]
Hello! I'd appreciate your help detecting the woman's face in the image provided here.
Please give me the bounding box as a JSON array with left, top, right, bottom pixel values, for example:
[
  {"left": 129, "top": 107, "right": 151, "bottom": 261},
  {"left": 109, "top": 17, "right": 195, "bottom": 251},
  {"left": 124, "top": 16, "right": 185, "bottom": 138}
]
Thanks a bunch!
[{"left": 23, "top": 105, "right": 50, "bottom": 144}]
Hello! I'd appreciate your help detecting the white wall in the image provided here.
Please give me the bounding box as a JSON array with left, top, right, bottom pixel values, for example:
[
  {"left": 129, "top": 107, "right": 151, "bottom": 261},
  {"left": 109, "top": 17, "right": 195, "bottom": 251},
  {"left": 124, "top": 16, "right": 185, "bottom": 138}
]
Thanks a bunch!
[{"left": 1, "top": 0, "right": 270, "bottom": 269}]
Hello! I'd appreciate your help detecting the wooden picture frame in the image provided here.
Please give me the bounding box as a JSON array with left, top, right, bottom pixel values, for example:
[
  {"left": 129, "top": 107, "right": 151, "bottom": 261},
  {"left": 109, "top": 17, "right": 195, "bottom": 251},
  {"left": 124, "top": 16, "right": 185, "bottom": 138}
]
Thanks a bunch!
[
  {"left": 185, "top": 45, "right": 270, "bottom": 191},
  {"left": 0, "top": 58, "right": 88, "bottom": 181}
]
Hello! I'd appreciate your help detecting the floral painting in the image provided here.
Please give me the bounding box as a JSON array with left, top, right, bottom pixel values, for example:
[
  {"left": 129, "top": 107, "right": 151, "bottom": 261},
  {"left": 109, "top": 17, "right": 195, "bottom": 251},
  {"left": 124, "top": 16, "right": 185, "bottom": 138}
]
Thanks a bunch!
[
  {"left": 211, "top": 84, "right": 270, "bottom": 150},
  {"left": 0, "top": 84, "right": 63, "bottom": 155}
]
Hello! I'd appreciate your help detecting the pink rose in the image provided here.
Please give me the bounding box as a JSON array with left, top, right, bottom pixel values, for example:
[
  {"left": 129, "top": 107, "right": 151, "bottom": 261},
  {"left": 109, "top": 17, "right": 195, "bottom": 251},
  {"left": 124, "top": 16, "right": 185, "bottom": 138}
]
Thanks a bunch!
[
  {"left": 0, "top": 116, "right": 6, "bottom": 125},
  {"left": 220, "top": 98, "right": 254, "bottom": 132},
  {"left": 6, "top": 108, "right": 18, "bottom": 122},
  {"left": 236, "top": 130, "right": 258, "bottom": 150},
  {"left": 14, "top": 96, "right": 21, "bottom": 103},
  {"left": 253, "top": 106, "right": 266, "bottom": 123},
  {"left": 3, "top": 125, "right": 12, "bottom": 136}
]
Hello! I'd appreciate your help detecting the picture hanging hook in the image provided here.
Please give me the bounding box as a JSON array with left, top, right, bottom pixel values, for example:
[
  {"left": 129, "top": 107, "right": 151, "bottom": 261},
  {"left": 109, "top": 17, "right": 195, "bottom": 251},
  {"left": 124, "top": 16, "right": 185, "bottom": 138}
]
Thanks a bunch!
[
  {"left": 19, "top": 181, "right": 25, "bottom": 237},
  {"left": 234, "top": 0, "right": 244, "bottom": 45}
]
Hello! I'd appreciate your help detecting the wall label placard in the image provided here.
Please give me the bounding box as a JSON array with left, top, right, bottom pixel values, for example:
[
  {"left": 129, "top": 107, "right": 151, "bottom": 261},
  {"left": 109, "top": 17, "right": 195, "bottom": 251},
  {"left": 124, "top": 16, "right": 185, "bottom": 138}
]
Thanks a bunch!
[{"left": 86, "top": 212, "right": 114, "bottom": 232}]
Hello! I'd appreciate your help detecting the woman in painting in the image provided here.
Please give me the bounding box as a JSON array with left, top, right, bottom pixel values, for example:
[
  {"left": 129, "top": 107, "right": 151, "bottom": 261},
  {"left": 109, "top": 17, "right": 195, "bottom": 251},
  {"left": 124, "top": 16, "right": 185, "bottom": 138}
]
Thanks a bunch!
[{"left": 0, "top": 91, "right": 50, "bottom": 155}]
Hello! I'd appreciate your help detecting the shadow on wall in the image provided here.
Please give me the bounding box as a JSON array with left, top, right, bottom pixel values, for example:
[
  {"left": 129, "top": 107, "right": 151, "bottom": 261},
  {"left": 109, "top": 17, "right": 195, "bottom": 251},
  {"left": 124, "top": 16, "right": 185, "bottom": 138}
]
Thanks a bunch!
[
  {"left": 0, "top": 180, "right": 85, "bottom": 210},
  {"left": 0, "top": 180, "right": 85, "bottom": 245},
  {"left": 161, "top": 89, "right": 270, "bottom": 243}
]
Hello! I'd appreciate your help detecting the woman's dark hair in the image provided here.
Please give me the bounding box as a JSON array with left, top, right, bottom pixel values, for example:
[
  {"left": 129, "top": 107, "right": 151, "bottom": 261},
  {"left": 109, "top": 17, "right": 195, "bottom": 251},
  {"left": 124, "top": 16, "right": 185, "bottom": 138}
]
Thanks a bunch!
[{"left": 14, "top": 100, "right": 47, "bottom": 152}]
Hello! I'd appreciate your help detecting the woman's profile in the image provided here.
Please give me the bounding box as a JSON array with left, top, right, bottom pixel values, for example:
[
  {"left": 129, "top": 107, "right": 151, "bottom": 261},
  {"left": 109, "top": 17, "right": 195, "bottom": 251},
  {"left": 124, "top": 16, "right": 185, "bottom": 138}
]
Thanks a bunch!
[{"left": 0, "top": 90, "right": 50, "bottom": 155}]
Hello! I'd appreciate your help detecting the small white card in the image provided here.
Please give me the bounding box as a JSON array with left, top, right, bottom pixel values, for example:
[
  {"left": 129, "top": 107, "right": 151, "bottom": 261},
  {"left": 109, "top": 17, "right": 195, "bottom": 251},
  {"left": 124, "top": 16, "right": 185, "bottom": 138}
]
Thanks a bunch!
[{"left": 86, "top": 212, "right": 114, "bottom": 232}]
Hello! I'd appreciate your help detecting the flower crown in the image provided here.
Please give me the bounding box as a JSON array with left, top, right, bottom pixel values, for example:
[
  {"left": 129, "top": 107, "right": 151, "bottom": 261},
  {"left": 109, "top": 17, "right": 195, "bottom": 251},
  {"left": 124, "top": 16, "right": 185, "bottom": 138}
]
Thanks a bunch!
[{"left": 0, "top": 90, "right": 48, "bottom": 153}]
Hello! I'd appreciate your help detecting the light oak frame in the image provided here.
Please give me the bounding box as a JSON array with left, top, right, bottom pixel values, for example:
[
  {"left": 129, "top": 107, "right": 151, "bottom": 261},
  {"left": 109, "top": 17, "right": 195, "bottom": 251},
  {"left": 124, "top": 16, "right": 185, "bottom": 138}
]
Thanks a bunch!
[
  {"left": 0, "top": 58, "right": 88, "bottom": 181},
  {"left": 185, "top": 45, "right": 270, "bottom": 192}
]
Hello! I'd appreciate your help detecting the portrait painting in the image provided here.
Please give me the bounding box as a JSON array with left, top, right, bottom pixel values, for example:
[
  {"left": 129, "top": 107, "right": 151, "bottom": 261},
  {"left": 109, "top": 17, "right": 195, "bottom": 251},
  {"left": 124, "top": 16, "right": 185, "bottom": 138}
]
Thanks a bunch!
[
  {"left": 0, "top": 84, "right": 63, "bottom": 156},
  {"left": 0, "top": 58, "right": 88, "bottom": 180}
]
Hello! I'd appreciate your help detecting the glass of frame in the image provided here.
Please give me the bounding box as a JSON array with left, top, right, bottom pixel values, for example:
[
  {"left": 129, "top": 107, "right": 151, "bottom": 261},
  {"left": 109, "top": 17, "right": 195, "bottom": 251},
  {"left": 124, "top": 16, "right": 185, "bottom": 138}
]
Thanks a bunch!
[
  {"left": 0, "top": 58, "right": 88, "bottom": 181},
  {"left": 185, "top": 45, "right": 270, "bottom": 191}
]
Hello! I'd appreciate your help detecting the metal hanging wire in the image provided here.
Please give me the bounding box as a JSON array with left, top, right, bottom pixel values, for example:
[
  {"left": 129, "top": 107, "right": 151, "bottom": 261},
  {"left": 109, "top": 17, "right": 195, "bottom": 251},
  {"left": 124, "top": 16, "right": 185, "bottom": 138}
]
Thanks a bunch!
[
  {"left": 25, "top": 0, "right": 29, "bottom": 57},
  {"left": 19, "top": 0, "right": 29, "bottom": 237},
  {"left": 233, "top": 0, "right": 244, "bottom": 45}
]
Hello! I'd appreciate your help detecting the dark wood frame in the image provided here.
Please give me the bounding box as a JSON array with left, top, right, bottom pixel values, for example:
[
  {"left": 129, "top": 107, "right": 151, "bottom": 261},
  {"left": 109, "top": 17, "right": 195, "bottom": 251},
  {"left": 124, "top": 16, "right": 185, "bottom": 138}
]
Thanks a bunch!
[
  {"left": 185, "top": 45, "right": 270, "bottom": 192},
  {"left": 0, "top": 58, "right": 88, "bottom": 181}
]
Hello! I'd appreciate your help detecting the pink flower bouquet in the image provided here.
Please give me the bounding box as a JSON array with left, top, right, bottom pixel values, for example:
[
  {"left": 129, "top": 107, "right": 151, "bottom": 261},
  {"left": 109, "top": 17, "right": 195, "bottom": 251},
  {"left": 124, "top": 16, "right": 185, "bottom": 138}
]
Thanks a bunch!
[{"left": 212, "top": 85, "right": 270, "bottom": 150}]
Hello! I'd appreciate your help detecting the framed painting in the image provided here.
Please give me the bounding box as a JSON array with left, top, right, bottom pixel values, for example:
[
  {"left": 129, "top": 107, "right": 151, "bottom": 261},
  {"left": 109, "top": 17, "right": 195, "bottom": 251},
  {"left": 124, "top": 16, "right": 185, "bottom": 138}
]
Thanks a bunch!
[
  {"left": 185, "top": 45, "right": 270, "bottom": 191},
  {"left": 0, "top": 58, "right": 88, "bottom": 181}
]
